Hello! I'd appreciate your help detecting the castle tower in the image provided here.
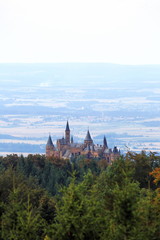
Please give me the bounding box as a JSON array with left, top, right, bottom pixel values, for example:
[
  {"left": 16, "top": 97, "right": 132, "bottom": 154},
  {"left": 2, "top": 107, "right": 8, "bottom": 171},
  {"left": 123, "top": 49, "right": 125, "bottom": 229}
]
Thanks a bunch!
[
  {"left": 84, "top": 130, "right": 93, "bottom": 145},
  {"left": 65, "top": 121, "right": 70, "bottom": 144},
  {"left": 103, "top": 136, "right": 108, "bottom": 149},
  {"left": 46, "top": 135, "right": 55, "bottom": 157}
]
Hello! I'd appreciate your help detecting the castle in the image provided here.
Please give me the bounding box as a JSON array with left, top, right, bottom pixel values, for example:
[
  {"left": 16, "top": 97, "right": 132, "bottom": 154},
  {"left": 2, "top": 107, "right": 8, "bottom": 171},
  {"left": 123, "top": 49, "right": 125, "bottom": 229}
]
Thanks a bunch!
[{"left": 46, "top": 121, "right": 120, "bottom": 163}]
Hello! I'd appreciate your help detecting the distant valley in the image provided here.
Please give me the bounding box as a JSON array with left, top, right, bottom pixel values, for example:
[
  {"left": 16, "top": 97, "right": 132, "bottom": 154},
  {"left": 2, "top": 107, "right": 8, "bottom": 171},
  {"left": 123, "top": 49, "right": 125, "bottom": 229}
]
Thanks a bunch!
[{"left": 0, "top": 63, "right": 160, "bottom": 154}]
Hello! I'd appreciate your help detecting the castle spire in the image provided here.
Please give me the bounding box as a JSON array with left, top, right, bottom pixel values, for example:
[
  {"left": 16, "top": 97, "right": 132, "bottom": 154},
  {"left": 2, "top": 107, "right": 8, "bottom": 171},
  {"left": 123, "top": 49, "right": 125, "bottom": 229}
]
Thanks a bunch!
[
  {"left": 103, "top": 136, "right": 108, "bottom": 148},
  {"left": 66, "top": 121, "right": 70, "bottom": 131},
  {"left": 85, "top": 130, "right": 92, "bottom": 141},
  {"left": 46, "top": 134, "right": 55, "bottom": 157},
  {"left": 84, "top": 130, "right": 93, "bottom": 145},
  {"left": 65, "top": 121, "right": 70, "bottom": 144},
  {"left": 46, "top": 135, "right": 54, "bottom": 147}
]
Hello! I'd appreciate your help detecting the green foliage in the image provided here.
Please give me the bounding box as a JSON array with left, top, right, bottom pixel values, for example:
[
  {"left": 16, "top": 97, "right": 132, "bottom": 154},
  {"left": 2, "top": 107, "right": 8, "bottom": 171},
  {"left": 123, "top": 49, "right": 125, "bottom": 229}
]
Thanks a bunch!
[
  {"left": 131, "top": 190, "right": 158, "bottom": 240},
  {"left": 51, "top": 171, "right": 103, "bottom": 240},
  {"left": 1, "top": 194, "right": 44, "bottom": 240},
  {"left": 0, "top": 168, "right": 55, "bottom": 240},
  {"left": 0, "top": 152, "right": 160, "bottom": 239},
  {"left": 126, "top": 151, "right": 160, "bottom": 188}
]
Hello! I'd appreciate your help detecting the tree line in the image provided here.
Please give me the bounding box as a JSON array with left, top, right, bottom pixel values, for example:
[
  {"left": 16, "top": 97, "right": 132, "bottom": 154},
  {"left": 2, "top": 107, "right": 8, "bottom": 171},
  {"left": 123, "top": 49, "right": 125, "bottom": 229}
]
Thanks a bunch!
[{"left": 0, "top": 151, "right": 160, "bottom": 239}]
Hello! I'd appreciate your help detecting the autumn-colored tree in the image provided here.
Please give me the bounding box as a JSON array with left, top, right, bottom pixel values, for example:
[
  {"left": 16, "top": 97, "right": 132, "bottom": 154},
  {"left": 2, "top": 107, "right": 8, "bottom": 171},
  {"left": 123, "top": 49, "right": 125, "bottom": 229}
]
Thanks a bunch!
[
  {"left": 125, "top": 151, "right": 160, "bottom": 188},
  {"left": 150, "top": 167, "right": 160, "bottom": 185}
]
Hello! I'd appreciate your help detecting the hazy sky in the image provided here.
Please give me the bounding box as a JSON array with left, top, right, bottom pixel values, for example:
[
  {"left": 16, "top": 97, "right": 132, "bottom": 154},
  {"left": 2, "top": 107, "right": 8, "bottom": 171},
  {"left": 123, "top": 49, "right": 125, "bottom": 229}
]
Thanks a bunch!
[{"left": 0, "top": 0, "right": 160, "bottom": 64}]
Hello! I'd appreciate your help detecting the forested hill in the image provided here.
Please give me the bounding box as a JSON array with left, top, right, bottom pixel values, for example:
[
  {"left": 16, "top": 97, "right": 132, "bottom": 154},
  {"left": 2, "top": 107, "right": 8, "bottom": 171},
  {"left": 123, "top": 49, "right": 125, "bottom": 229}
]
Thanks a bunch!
[{"left": 0, "top": 152, "right": 160, "bottom": 239}]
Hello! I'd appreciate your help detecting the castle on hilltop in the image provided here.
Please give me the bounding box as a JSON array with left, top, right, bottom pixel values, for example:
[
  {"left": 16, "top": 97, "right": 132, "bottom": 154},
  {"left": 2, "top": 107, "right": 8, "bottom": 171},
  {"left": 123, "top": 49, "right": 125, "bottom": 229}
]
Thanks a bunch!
[{"left": 46, "top": 121, "right": 120, "bottom": 163}]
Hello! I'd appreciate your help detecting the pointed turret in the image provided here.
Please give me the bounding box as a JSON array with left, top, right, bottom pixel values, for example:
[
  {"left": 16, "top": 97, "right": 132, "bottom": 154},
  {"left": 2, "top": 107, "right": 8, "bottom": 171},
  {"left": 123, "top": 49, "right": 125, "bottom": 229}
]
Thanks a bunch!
[
  {"left": 46, "top": 135, "right": 54, "bottom": 147},
  {"left": 113, "top": 146, "right": 119, "bottom": 153},
  {"left": 66, "top": 121, "right": 70, "bottom": 131},
  {"left": 103, "top": 136, "right": 108, "bottom": 149},
  {"left": 84, "top": 130, "right": 93, "bottom": 145},
  {"left": 46, "top": 135, "right": 55, "bottom": 157},
  {"left": 85, "top": 130, "right": 92, "bottom": 141},
  {"left": 65, "top": 121, "right": 70, "bottom": 144}
]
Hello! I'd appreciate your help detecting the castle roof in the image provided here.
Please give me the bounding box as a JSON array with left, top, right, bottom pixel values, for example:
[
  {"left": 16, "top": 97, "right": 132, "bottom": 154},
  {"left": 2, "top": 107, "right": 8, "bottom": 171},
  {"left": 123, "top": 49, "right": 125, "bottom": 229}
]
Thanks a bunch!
[
  {"left": 47, "top": 135, "right": 54, "bottom": 146},
  {"left": 62, "top": 149, "right": 72, "bottom": 159},
  {"left": 104, "top": 148, "right": 112, "bottom": 154},
  {"left": 58, "top": 137, "right": 66, "bottom": 145},
  {"left": 66, "top": 121, "right": 70, "bottom": 131},
  {"left": 85, "top": 130, "right": 92, "bottom": 141},
  {"left": 70, "top": 143, "right": 82, "bottom": 148},
  {"left": 113, "top": 146, "right": 119, "bottom": 153}
]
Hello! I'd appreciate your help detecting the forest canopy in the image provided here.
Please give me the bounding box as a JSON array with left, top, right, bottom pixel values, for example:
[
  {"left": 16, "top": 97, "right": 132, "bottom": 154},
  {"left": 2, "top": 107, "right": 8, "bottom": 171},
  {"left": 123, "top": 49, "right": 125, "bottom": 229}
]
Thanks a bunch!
[{"left": 0, "top": 151, "right": 160, "bottom": 240}]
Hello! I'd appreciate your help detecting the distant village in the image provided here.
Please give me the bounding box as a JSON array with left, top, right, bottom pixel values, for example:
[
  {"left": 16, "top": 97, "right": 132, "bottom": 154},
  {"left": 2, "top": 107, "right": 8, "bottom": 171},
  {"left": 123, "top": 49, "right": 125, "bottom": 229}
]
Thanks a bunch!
[{"left": 46, "top": 121, "right": 120, "bottom": 163}]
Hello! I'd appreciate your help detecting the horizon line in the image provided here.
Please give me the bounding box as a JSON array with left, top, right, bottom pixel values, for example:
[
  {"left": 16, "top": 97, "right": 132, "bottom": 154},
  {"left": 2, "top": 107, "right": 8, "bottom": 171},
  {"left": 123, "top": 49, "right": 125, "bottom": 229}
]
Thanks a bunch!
[{"left": 0, "top": 62, "right": 160, "bottom": 66}]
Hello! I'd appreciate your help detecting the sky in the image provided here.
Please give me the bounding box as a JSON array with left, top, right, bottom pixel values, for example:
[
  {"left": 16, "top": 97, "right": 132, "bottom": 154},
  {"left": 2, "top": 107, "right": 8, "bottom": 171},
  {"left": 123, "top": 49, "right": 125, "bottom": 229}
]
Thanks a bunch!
[{"left": 0, "top": 0, "right": 160, "bottom": 64}]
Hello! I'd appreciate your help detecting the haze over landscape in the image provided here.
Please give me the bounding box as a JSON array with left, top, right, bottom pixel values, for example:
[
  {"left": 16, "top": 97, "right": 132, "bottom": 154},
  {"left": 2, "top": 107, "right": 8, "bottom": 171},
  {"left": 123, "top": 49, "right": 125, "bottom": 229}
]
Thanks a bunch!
[{"left": 0, "top": 63, "right": 160, "bottom": 155}]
